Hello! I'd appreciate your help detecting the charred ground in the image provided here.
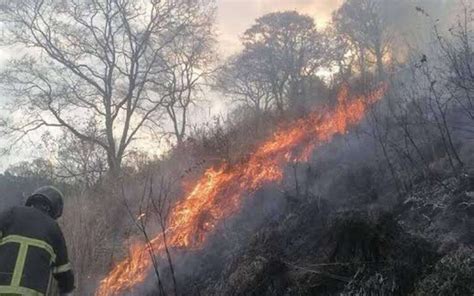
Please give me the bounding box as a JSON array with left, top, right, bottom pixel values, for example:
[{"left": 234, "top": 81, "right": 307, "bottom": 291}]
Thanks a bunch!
[{"left": 153, "top": 132, "right": 474, "bottom": 296}]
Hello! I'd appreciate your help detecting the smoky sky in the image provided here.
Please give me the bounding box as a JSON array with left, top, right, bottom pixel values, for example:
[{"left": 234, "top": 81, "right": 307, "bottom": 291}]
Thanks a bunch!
[
  {"left": 216, "top": 0, "right": 344, "bottom": 54},
  {"left": 215, "top": 0, "right": 458, "bottom": 54},
  {"left": 0, "top": 0, "right": 461, "bottom": 171}
]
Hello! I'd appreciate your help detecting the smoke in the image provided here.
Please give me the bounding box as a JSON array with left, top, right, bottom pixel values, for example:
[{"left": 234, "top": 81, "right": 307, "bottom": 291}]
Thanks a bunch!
[
  {"left": 381, "top": 0, "right": 460, "bottom": 57},
  {"left": 136, "top": 124, "right": 387, "bottom": 295}
]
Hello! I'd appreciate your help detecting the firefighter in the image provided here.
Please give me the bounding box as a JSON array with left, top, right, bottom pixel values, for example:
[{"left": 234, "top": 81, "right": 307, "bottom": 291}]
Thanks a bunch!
[{"left": 0, "top": 186, "right": 75, "bottom": 296}]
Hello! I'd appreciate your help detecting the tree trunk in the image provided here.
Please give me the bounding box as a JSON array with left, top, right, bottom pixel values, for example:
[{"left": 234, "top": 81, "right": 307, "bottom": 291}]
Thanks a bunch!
[
  {"left": 359, "top": 46, "right": 368, "bottom": 81},
  {"left": 107, "top": 151, "right": 122, "bottom": 177},
  {"left": 375, "top": 43, "right": 385, "bottom": 79}
]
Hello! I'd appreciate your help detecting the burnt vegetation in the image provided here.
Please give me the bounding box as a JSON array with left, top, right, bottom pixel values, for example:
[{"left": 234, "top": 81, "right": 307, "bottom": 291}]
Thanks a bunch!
[{"left": 0, "top": 0, "right": 474, "bottom": 295}]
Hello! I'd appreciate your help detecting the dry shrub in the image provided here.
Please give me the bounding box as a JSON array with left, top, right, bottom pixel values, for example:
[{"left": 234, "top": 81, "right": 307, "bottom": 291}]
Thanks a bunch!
[
  {"left": 414, "top": 247, "right": 474, "bottom": 296},
  {"left": 61, "top": 185, "right": 126, "bottom": 295}
]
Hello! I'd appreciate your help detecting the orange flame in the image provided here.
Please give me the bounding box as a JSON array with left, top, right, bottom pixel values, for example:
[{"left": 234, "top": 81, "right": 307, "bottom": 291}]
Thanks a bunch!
[{"left": 96, "top": 85, "right": 387, "bottom": 296}]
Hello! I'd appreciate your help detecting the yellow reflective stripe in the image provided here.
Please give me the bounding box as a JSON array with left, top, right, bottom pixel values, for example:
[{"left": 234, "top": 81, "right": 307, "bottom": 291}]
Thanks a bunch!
[
  {"left": 47, "top": 276, "right": 59, "bottom": 296},
  {"left": 11, "top": 243, "right": 28, "bottom": 286},
  {"left": 0, "top": 235, "right": 56, "bottom": 262},
  {"left": 0, "top": 285, "right": 44, "bottom": 295},
  {"left": 45, "top": 271, "right": 53, "bottom": 296},
  {"left": 52, "top": 262, "right": 72, "bottom": 274}
]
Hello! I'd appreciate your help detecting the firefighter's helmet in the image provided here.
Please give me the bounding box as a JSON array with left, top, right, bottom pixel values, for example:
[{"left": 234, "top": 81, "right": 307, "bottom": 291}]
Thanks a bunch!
[{"left": 26, "top": 186, "right": 64, "bottom": 219}]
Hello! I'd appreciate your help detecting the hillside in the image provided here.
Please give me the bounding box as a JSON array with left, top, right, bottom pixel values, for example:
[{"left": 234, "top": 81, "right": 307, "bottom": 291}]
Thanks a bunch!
[
  {"left": 143, "top": 129, "right": 474, "bottom": 296},
  {"left": 0, "top": 1, "right": 472, "bottom": 296}
]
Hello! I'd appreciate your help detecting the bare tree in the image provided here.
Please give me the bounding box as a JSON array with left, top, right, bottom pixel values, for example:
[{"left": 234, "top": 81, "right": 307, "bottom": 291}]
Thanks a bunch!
[
  {"left": 436, "top": 2, "right": 474, "bottom": 126},
  {"left": 6, "top": 158, "right": 56, "bottom": 186},
  {"left": 218, "top": 11, "right": 328, "bottom": 114},
  {"left": 0, "top": 0, "right": 215, "bottom": 175},
  {"left": 215, "top": 53, "right": 273, "bottom": 115},
  {"left": 120, "top": 171, "right": 179, "bottom": 295},
  {"left": 325, "top": 26, "right": 355, "bottom": 83},
  {"left": 333, "top": 0, "right": 392, "bottom": 79},
  {"left": 54, "top": 129, "right": 107, "bottom": 188},
  {"left": 152, "top": 9, "right": 216, "bottom": 146}
]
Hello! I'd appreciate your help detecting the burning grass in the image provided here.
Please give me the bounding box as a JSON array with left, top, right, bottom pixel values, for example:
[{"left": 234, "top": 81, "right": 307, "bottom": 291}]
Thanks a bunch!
[{"left": 96, "top": 84, "right": 387, "bottom": 296}]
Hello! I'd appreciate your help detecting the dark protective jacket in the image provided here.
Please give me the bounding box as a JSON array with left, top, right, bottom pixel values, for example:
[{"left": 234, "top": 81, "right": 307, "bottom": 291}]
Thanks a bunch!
[{"left": 0, "top": 206, "right": 75, "bottom": 295}]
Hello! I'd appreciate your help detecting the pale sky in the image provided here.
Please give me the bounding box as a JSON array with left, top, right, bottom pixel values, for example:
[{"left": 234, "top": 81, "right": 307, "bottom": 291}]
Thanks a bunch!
[{"left": 216, "top": 0, "right": 342, "bottom": 54}]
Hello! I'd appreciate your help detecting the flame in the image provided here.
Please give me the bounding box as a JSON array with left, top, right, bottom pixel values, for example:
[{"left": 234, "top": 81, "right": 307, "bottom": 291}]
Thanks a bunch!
[{"left": 96, "top": 85, "right": 387, "bottom": 296}]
